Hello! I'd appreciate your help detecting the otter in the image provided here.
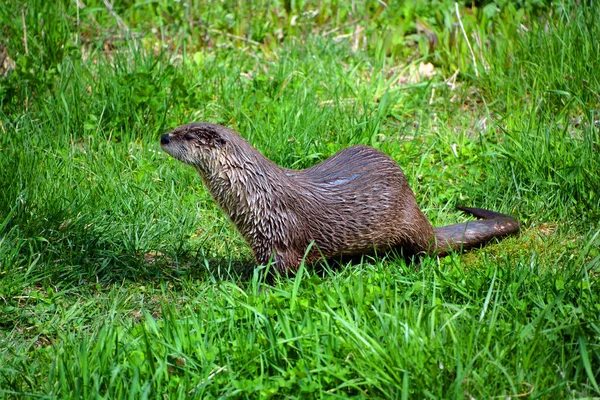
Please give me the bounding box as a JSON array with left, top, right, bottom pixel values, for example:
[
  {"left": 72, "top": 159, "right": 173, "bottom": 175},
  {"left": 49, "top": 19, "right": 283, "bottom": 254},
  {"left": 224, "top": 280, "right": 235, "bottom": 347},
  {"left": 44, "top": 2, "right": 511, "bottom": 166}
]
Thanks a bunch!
[{"left": 160, "top": 123, "right": 520, "bottom": 275}]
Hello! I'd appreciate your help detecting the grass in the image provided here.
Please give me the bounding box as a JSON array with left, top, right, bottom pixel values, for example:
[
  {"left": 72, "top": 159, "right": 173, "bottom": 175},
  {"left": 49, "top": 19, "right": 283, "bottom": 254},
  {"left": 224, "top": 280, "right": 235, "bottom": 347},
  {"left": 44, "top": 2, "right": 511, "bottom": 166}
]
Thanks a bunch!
[{"left": 1, "top": 0, "right": 599, "bottom": 398}]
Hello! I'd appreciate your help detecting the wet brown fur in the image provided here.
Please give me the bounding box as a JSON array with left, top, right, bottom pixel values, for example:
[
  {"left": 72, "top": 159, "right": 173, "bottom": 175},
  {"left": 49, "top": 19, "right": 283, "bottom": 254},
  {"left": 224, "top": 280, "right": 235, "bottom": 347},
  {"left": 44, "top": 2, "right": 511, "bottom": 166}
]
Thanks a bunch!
[{"left": 161, "top": 123, "right": 520, "bottom": 274}]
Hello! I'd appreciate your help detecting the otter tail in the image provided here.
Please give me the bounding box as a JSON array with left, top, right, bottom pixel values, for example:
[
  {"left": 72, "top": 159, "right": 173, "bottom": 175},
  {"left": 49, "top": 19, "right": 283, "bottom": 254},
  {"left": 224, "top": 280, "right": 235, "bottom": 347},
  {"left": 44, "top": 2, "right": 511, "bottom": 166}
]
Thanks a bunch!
[{"left": 433, "top": 206, "right": 520, "bottom": 255}]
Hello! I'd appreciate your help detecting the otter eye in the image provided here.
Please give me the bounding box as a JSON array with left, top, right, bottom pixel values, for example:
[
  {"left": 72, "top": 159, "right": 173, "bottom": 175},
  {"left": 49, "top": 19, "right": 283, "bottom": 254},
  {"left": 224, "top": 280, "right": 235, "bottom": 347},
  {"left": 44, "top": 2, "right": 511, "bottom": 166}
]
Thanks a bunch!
[{"left": 184, "top": 133, "right": 195, "bottom": 141}]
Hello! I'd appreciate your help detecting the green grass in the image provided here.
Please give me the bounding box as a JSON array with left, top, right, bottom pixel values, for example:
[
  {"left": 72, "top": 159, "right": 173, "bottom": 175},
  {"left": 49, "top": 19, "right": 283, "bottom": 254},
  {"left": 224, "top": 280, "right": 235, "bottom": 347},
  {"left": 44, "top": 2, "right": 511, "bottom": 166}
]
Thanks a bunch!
[{"left": 1, "top": 0, "right": 599, "bottom": 398}]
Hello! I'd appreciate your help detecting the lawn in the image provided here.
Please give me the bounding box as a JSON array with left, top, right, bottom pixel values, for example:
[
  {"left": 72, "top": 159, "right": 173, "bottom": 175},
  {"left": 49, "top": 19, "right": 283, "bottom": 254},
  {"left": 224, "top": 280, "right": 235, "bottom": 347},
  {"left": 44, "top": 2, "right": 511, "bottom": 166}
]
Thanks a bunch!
[{"left": 0, "top": 0, "right": 599, "bottom": 398}]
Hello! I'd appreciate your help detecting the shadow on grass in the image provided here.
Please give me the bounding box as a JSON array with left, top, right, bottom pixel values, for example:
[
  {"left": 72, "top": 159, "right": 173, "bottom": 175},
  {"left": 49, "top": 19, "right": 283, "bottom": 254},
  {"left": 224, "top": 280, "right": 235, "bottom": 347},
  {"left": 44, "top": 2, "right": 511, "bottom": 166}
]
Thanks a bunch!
[
  {"left": 1, "top": 211, "right": 257, "bottom": 289},
  {"left": 2, "top": 197, "right": 425, "bottom": 292}
]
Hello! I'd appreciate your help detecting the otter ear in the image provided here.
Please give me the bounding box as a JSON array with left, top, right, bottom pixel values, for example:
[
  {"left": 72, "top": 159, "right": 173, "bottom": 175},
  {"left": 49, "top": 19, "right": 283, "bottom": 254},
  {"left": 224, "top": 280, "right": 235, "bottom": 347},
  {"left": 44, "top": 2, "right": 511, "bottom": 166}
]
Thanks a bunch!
[{"left": 200, "top": 126, "right": 226, "bottom": 147}]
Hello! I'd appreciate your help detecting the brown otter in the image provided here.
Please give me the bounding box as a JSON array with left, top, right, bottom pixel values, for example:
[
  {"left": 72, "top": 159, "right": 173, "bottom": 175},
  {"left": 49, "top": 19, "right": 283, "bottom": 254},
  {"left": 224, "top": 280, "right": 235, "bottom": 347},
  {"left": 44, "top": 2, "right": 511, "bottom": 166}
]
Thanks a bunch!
[{"left": 160, "top": 123, "right": 520, "bottom": 274}]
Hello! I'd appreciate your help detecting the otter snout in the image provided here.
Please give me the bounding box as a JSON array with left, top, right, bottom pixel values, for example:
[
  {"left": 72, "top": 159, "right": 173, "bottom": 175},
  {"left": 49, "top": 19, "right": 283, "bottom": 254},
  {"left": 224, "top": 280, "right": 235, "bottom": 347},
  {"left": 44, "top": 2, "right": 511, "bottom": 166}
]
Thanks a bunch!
[{"left": 161, "top": 133, "right": 171, "bottom": 146}]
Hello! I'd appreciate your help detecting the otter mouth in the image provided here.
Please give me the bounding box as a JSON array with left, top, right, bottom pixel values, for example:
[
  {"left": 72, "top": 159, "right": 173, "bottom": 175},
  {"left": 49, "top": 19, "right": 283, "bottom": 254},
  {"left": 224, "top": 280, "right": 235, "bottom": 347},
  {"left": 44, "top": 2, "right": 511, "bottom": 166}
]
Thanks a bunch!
[
  {"left": 160, "top": 132, "right": 201, "bottom": 168},
  {"left": 160, "top": 132, "right": 183, "bottom": 161},
  {"left": 160, "top": 133, "right": 174, "bottom": 155},
  {"left": 160, "top": 133, "right": 172, "bottom": 146}
]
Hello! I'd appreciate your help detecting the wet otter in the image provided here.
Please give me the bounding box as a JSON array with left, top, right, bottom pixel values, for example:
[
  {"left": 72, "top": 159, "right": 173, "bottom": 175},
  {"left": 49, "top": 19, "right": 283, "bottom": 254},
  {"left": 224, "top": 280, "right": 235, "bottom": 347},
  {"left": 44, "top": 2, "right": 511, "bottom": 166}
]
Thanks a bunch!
[{"left": 161, "top": 123, "right": 520, "bottom": 274}]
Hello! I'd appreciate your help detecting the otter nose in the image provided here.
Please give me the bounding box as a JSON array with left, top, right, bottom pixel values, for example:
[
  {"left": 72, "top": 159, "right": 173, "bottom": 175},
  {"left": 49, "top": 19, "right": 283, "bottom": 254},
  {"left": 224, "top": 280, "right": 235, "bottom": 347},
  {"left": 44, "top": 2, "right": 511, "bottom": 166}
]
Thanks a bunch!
[{"left": 161, "top": 133, "right": 171, "bottom": 145}]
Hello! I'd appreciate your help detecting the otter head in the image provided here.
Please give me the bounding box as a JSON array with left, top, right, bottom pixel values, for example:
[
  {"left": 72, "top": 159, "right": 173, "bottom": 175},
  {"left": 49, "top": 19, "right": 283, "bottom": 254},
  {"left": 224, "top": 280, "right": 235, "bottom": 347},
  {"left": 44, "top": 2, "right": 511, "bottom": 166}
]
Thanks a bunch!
[{"left": 160, "top": 123, "right": 227, "bottom": 169}]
